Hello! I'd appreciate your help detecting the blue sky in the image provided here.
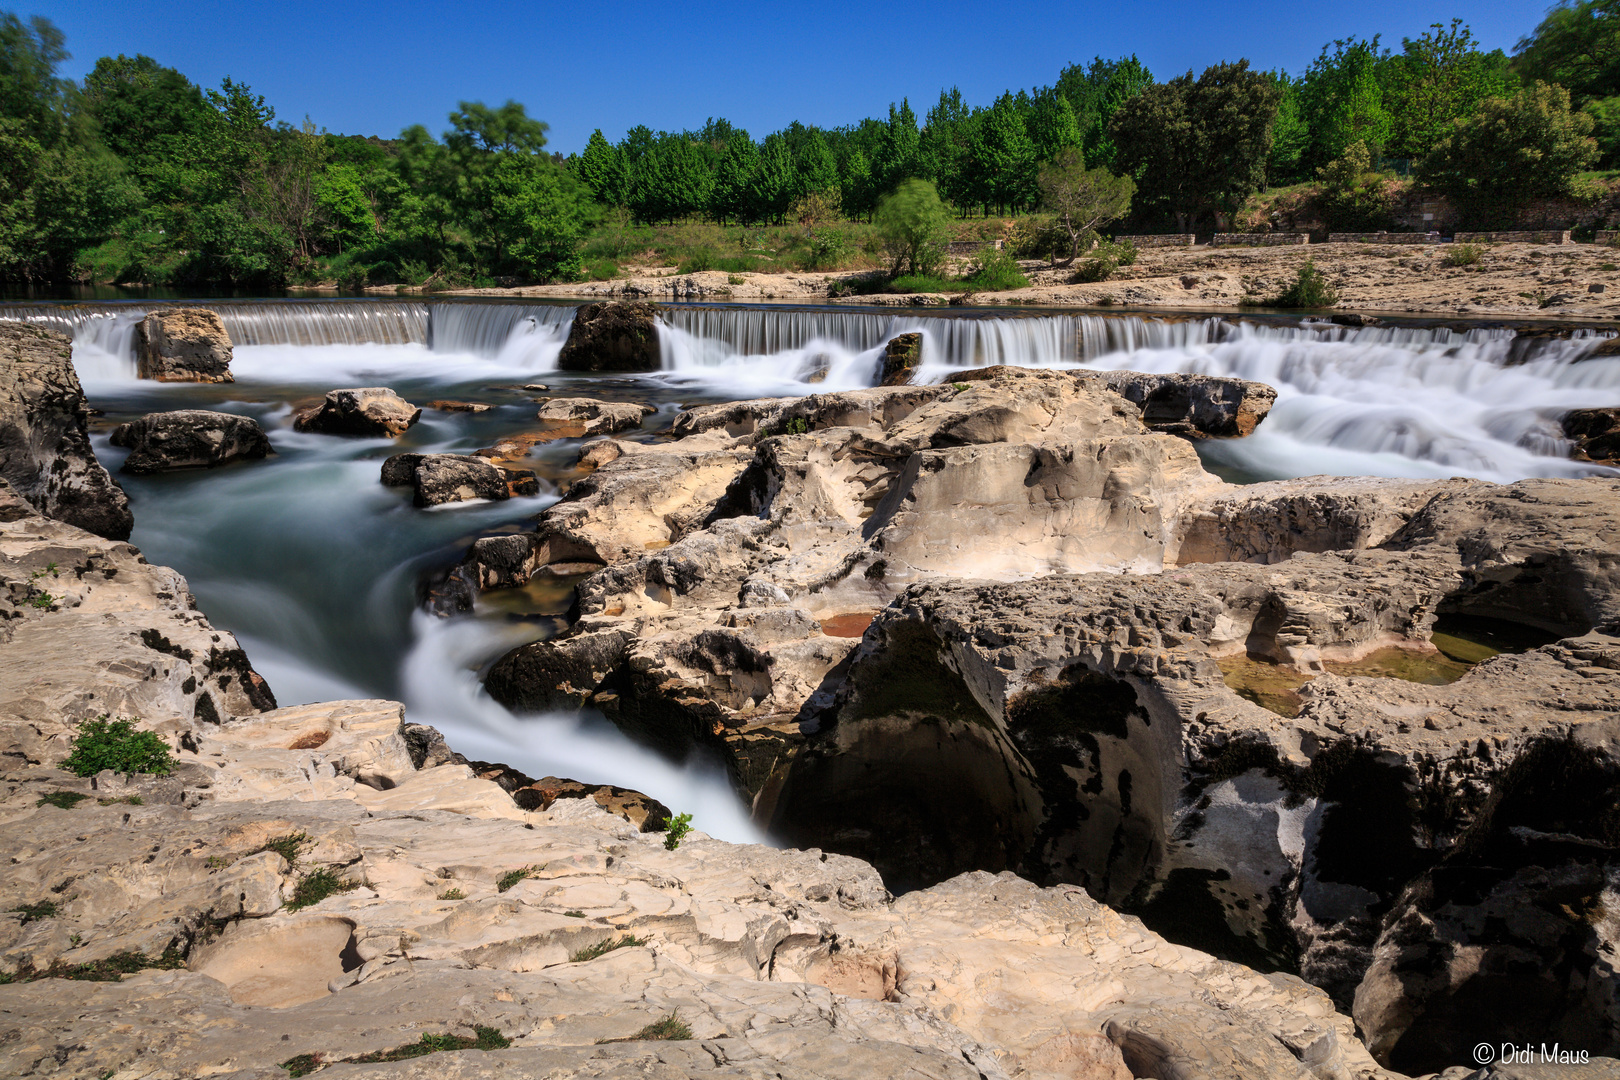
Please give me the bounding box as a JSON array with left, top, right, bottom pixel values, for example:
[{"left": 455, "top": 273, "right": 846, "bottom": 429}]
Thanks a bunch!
[{"left": 25, "top": 0, "right": 1551, "bottom": 153}]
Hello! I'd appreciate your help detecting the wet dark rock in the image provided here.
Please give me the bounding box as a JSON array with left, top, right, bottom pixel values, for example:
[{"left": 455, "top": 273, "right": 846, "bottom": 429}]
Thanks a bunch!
[
  {"left": 0, "top": 322, "right": 132, "bottom": 539},
  {"left": 294, "top": 387, "right": 421, "bottom": 438},
  {"left": 881, "top": 333, "right": 922, "bottom": 385},
  {"left": 556, "top": 301, "right": 661, "bottom": 372},
  {"left": 380, "top": 452, "right": 537, "bottom": 507},
  {"left": 134, "top": 308, "right": 234, "bottom": 383},
  {"left": 109, "top": 410, "right": 272, "bottom": 474},
  {"left": 1565, "top": 408, "right": 1620, "bottom": 461}
]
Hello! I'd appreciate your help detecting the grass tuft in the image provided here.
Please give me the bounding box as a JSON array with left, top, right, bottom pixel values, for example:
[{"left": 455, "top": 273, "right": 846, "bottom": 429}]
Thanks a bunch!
[
  {"left": 283, "top": 1025, "right": 512, "bottom": 1073},
  {"left": 563, "top": 909, "right": 585, "bottom": 918},
  {"left": 597, "top": 1011, "right": 693, "bottom": 1044},
  {"left": 12, "top": 900, "right": 59, "bottom": 924},
  {"left": 570, "top": 934, "right": 647, "bottom": 963},
  {"left": 98, "top": 795, "right": 143, "bottom": 806},
  {"left": 1443, "top": 243, "right": 1484, "bottom": 267},
  {"left": 285, "top": 867, "right": 358, "bottom": 912},
  {"left": 36, "top": 791, "right": 89, "bottom": 809},
  {"left": 254, "top": 833, "right": 309, "bottom": 866},
  {"left": 437, "top": 888, "right": 465, "bottom": 901}
]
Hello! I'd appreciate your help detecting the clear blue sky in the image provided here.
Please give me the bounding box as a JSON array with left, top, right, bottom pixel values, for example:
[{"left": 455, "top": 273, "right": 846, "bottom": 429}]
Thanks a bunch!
[{"left": 23, "top": 0, "right": 1551, "bottom": 154}]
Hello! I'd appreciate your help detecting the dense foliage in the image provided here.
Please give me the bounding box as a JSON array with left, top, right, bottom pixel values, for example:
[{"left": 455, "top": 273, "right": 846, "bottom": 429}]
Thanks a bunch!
[{"left": 0, "top": 6, "right": 1614, "bottom": 288}]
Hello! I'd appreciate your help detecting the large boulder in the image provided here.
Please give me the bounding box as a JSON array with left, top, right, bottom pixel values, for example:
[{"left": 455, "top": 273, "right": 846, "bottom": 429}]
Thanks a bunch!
[
  {"left": 294, "top": 388, "right": 421, "bottom": 438},
  {"left": 555, "top": 301, "right": 661, "bottom": 372},
  {"left": 535, "top": 397, "right": 656, "bottom": 438},
  {"left": 380, "top": 452, "right": 537, "bottom": 507},
  {"left": 0, "top": 322, "right": 132, "bottom": 539},
  {"left": 134, "top": 308, "right": 234, "bottom": 383},
  {"left": 108, "top": 410, "right": 273, "bottom": 474}
]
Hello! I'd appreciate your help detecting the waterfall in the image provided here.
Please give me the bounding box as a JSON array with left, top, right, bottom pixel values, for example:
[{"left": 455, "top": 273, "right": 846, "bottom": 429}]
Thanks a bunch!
[{"left": 0, "top": 299, "right": 576, "bottom": 383}]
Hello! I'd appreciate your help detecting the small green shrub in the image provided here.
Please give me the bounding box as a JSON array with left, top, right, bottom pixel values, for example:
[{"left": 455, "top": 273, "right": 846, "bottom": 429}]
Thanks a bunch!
[
  {"left": 98, "top": 795, "right": 142, "bottom": 806},
  {"left": 61, "top": 718, "right": 175, "bottom": 777},
  {"left": 889, "top": 273, "right": 963, "bottom": 293},
  {"left": 662, "top": 812, "right": 694, "bottom": 851},
  {"left": 597, "top": 1011, "right": 693, "bottom": 1044},
  {"left": 1443, "top": 243, "right": 1484, "bottom": 267},
  {"left": 564, "top": 909, "right": 585, "bottom": 918},
  {"left": 963, "top": 246, "right": 1029, "bottom": 291},
  {"left": 570, "top": 934, "right": 647, "bottom": 963},
  {"left": 1070, "top": 238, "right": 1138, "bottom": 283},
  {"left": 255, "top": 833, "right": 309, "bottom": 866},
  {"left": 30, "top": 592, "right": 53, "bottom": 609},
  {"left": 36, "top": 791, "right": 89, "bottom": 809},
  {"left": 4, "top": 947, "right": 185, "bottom": 985},
  {"left": 1095, "top": 294, "right": 1117, "bottom": 306},
  {"left": 676, "top": 248, "right": 717, "bottom": 274},
  {"left": 727, "top": 273, "right": 745, "bottom": 285},
  {"left": 1599, "top": 261, "right": 1618, "bottom": 271},
  {"left": 803, "top": 226, "right": 853, "bottom": 270},
  {"left": 437, "top": 888, "right": 465, "bottom": 901},
  {"left": 497, "top": 866, "right": 541, "bottom": 892},
  {"left": 584, "top": 257, "right": 619, "bottom": 281},
  {"left": 1273, "top": 259, "right": 1340, "bottom": 308},
  {"left": 12, "top": 900, "right": 59, "bottom": 924},
  {"left": 285, "top": 868, "right": 357, "bottom": 912}
]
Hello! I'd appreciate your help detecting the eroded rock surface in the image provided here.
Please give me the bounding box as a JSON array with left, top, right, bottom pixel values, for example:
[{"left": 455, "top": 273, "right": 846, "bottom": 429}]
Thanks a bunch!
[
  {"left": 0, "top": 323, "right": 132, "bottom": 540},
  {"left": 295, "top": 388, "right": 422, "bottom": 438},
  {"left": 0, "top": 486, "right": 1416, "bottom": 1080},
  {"left": 109, "top": 409, "right": 273, "bottom": 474},
  {"left": 556, "top": 301, "right": 661, "bottom": 372},
  {"left": 535, "top": 396, "right": 657, "bottom": 438},
  {"left": 135, "top": 307, "right": 234, "bottom": 383}
]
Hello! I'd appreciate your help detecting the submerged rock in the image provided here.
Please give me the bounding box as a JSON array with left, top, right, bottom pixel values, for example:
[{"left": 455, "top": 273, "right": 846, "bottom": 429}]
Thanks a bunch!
[
  {"left": 109, "top": 409, "right": 273, "bottom": 474},
  {"left": 0, "top": 322, "right": 132, "bottom": 539},
  {"left": 556, "top": 300, "right": 661, "bottom": 372},
  {"left": 294, "top": 387, "right": 421, "bottom": 438},
  {"left": 380, "top": 452, "right": 538, "bottom": 507},
  {"left": 134, "top": 307, "right": 234, "bottom": 383}
]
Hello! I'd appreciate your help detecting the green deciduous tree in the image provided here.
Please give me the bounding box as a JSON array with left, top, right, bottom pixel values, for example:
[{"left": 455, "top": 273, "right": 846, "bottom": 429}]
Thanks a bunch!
[
  {"left": 1036, "top": 147, "right": 1134, "bottom": 262},
  {"left": 1384, "top": 20, "right": 1517, "bottom": 160},
  {"left": 577, "top": 128, "right": 627, "bottom": 208},
  {"left": 873, "top": 177, "right": 950, "bottom": 276},
  {"left": 1418, "top": 80, "right": 1599, "bottom": 219},
  {"left": 1515, "top": 0, "right": 1620, "bottom": 102},
  {"left": 1111, "top": 60, "right": 1280, "bottom": 230},
  {"left": 1300, "top": 37, "right": 1393, "bottom": 169}
]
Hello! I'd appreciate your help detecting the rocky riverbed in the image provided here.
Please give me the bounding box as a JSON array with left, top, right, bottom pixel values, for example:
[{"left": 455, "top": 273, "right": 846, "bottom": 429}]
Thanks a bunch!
[{"left": 2, "top": 312, "right": 1618, "bottom": 1080}]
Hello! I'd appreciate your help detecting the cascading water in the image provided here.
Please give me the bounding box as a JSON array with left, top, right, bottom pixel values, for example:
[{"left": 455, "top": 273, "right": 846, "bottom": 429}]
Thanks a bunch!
[{"left": 7, "top": 297, "right": 1617, "bottom": 842}]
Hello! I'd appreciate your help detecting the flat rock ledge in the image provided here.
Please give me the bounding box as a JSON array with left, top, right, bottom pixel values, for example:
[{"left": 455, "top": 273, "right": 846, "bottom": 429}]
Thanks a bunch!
[{"left": 0, "top": 479, "right": 1412, "bottom": 1080}]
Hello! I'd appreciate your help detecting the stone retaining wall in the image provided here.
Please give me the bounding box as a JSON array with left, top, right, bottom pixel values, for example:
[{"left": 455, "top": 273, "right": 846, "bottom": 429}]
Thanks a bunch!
[
  {"left": 1328, "top": 232, "right": 1442, "bottom": 244},
  {"left": 1115, "top": 234, "right": 1195, "bottom": 248},
  {"left": 1213, "top": 232, "right": 1310, "bottom": 246},
  {"left": 1453, "top": 230, "right": 1572, "bottom": 244},
  {"left": 945, "top": 240, "right": 1004, "bottom": 255},
  {"left": 1598, "top": 230, "right": 1619, "bottom": 245}
]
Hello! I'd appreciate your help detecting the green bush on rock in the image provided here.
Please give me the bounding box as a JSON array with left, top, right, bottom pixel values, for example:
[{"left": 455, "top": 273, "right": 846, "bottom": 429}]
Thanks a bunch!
[{"left": 61, "top": 717, "right": 175, "bottom": 777}]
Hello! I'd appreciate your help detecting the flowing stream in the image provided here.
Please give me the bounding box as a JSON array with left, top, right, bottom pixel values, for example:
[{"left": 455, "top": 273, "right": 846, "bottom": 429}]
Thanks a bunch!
[{"left": 4, "top": 299, "right": 1616, "bottom": 841}]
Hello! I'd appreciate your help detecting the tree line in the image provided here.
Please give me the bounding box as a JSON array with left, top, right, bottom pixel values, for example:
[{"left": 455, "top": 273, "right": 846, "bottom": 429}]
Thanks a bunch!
[{"left": 0, "top": 4, "right": 1615, "bottom": 288}]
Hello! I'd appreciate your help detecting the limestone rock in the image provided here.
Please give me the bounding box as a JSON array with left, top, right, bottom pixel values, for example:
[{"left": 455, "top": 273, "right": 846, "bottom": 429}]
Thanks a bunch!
[
  {"left": 556, "top": 301, "right": 661, "bottom": 372},
  {"left": 295, "top": 388, "right": 422, "bottom": 438},
  {"left": 425, "top": 399, "right": 494, "bottom": 413},
  {"left": 134, "top": 307, "right": 234, "bottom": 383},
  {"left": 380, "top": 453, "right": 538, "bottom": 507},
  {"left": 0, "top": 322, "right": 132, "bottom": 539},
  {"left": 880, "top": 332, "right": 921, "bottom": 385},
  {"left": 955, "top": 364, "right": 1278, "bottom": 438},
  {"left": 108, "top": 409, "right": 273, "bottom": 474},
  {"left": 535, "top": 396, "right": 657, "bottom": 438}
]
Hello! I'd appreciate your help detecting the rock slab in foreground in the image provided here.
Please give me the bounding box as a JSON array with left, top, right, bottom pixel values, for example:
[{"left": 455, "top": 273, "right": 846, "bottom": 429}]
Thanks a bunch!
[
  {"left": 134, "top": 307, "right": 234, "bottom": 383},
  {"left": 295, "top": 387, "right": 422, "bottom": 438},
  {"left": 536, "top": 396, "right": 657, "bottom": 437},
  {"left": 556, "top": 301, "right": 661, "bottom": 372},
  {"left": 0, "top": 322, "right": 132, "bottom": 539},
  {"left": 109, "top": 409, "right": 273, "bottom": 474},
  {"left": 381, "top": 452, "right": 538, "bottom": 507}
]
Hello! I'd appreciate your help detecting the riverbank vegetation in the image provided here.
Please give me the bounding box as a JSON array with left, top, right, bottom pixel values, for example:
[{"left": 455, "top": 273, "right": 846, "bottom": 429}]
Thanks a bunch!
[{"left": 0, "top": 5, "right": 1616, "bottom": 291}]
